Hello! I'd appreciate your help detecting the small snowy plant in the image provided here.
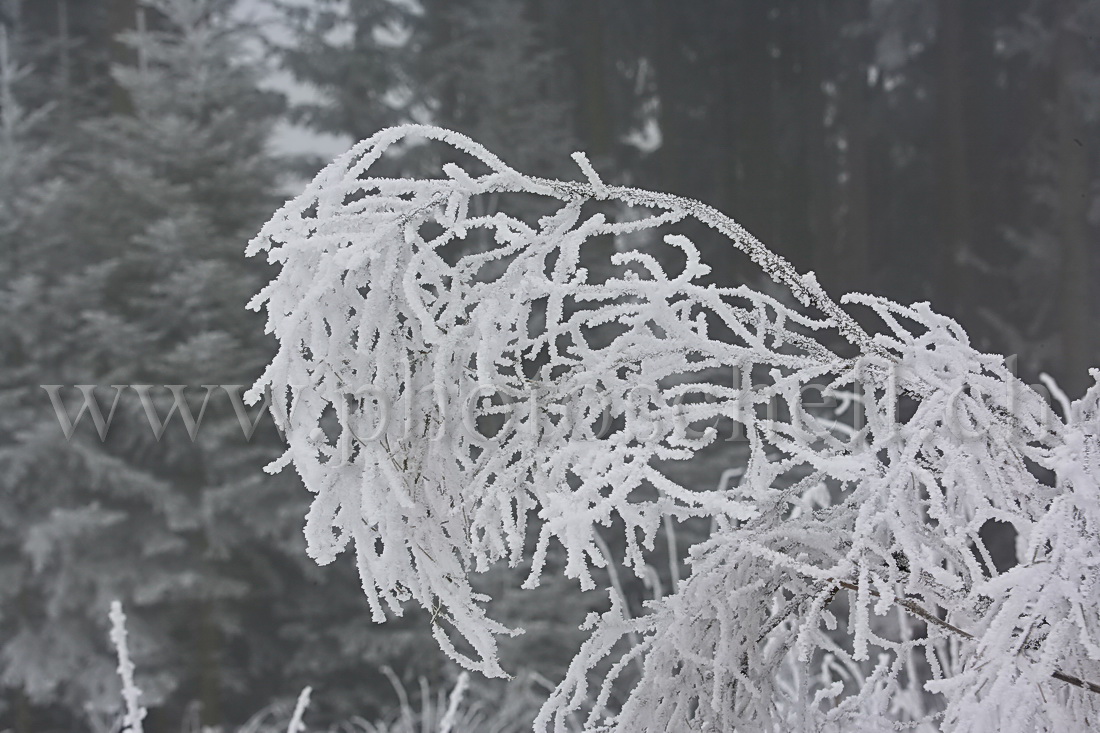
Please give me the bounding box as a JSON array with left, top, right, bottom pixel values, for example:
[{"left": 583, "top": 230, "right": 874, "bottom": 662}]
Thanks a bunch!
[
  {"left": 247, "top": 126, "right": 1100, "bottom": 731},
  {"left": 109, "top": 601, "right": 147, "bottom": 733}
]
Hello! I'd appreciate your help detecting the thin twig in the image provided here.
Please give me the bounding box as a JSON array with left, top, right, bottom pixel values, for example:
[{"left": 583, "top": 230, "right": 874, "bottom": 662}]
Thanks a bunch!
[
  {"left": 530, "top": 177, "right": 887, "bottom": 360},
  {"left": 830, "top": 579, "right": 1100, "bottom": 696},
  {"left": 593, "top": 532, "right": 646, "bottom": 674}
]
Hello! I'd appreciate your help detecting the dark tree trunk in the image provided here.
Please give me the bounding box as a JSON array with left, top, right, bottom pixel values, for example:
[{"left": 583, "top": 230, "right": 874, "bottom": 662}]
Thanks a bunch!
[
  {"left": 835, "top": 0, "right": 870, "bottom": 293},
  {"left": 735, "top": 0, "right": 776, "bottom": 248},
  {"left": 803, "top": 1, "right": 836, "bottom": 291},
  {"left": 650, "top": 0, "right": 684, "bottom": 197},
  {"left": 107, "top": 0, "right": 138, "bottom": 113},
  {"left": 1055, "top": 0, "right": 1093, "bottom": 395},
  {"left": 935, "top": 0, "right": 974, "bottom": 318},
  {"left": 572, "top": 0, "right": 612, "bottom": 163}
]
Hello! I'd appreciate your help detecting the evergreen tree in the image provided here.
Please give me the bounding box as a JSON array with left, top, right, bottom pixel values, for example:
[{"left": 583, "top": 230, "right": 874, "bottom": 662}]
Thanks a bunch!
[
  {"left": 281, "top": 0, "right": 574, "bottom": 175},
  {"left": 0, "top": 20, "right": 82, "bottom": 728},
  {"left": 0, "top": 0, "right": 342, "bottom": 726}
]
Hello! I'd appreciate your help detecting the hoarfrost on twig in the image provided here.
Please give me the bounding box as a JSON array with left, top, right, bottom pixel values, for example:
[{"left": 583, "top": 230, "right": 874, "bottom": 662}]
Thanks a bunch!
[{"left": 108, "top": 601, "right": 146, "bottom": 733}]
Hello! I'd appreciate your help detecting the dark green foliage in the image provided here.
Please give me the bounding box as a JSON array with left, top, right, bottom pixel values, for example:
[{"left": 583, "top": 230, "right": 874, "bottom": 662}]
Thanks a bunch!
[{"left": 0, "top": 2, "right": 378, "bottom": 727}]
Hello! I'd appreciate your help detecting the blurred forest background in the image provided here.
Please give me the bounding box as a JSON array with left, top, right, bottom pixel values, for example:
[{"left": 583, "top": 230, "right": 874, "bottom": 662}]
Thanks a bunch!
[{"left": 0, "top": 0, "right": 1097, "bottom": 731}]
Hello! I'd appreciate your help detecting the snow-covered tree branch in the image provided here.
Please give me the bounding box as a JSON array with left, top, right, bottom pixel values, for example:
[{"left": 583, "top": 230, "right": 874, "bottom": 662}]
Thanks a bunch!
[{"left": 248, "top": 125, "right": 1100, "bottom": 732}]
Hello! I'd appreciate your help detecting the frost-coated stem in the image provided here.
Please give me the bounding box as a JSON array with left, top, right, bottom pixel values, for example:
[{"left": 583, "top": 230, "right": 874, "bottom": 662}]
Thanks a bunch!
[
  {"left": 108, "top": 601, "right": 146, "bottom": 733},
  {"left": 439, "top": 672, "right": 470, "bottom": 733},
  {"left": 286, "top": 686, "right": 312, "bottom": 733}
]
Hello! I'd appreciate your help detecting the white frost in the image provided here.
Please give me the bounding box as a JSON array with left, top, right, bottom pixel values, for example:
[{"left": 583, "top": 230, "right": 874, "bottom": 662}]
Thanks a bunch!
[{"left": 249, "top": 125, "right": 1100, "bottom": 731}]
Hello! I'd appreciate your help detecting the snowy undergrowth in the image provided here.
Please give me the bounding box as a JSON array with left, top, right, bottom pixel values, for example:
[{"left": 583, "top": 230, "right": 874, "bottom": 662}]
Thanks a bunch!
[
  {"left": 105, "top": 601, "right": 551, "bottom": 733},
  {"left": 246, "top": 125, "right": 1100, "bottom": 731}
]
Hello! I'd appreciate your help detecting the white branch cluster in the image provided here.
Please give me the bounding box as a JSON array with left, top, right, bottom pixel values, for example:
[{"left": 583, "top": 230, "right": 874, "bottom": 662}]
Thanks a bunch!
[{"left": 248, "top": 125, "right": 1100, "bottom": 731}]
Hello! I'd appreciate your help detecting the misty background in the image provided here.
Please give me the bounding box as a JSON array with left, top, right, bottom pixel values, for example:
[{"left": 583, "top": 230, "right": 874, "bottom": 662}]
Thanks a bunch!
[{"left": 0, "top": 0, "right": 1097, "bottom": 730}]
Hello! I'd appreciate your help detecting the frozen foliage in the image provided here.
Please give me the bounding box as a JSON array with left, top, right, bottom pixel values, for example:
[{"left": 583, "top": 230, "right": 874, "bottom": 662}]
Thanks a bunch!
[{"left": 248, "top": 125, "right": 1100, "bottom": 731}]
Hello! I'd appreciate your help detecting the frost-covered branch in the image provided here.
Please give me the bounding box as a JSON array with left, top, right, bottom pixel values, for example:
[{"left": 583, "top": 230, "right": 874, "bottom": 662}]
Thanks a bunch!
[
  {"left": 827, "top": 578, "right": 1100, "bottom": 695},
  {"left": 286, "top": 686, "right": 312, "bottom": 733},
  {"left": 248, "top": 125, "right": 1100, "bottom": 732}
]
